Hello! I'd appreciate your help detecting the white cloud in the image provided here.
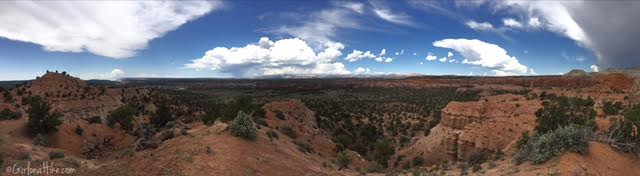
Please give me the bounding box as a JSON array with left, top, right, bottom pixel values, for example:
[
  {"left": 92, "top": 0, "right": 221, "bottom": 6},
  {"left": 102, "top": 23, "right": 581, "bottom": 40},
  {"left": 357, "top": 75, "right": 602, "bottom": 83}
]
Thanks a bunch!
[
  {"left": 529, "top": 68, "right": 537, "bottom": 75},
  {"left": 345, "top": 50, "right": 376, "bottom": 62},
  {"left": 439, "top": 57, "right": 447, "bottom": 62},
  {"left": 274, "top": 7, "right": 361, "bottom": 46},
  {"left": 433, "top": 38, "right": 529, "bottom": 76},
  {"left": 425, "top": 52, "right": 437, "bottom": 61},
  {"left": 447, "top": 51, "right": 453, "bottom": 57},
  {"left": 419, "top": 62, "right": 424, "bottom": 65},
  {"left": 413, "top": 52, "right": 417, "bottom": 56},
  {"left": 371, "top": 3, "right": 414, "bottom": 26},
  {"left": 345, "top": 48, "right": 392, "bottom": 63},
  {"left": 334, "top": 1, "right": 365, "bottom": 14},
  {"left": 590, "top": 65, "right": 599, "bottom": 72},
  {"left": 185, "top": 37, "right": 350, "bottom": 77},
  {"left": 449, "top": 59, "right": 456, "bottom": 63},
  {"left": 111, "top": 69, "right": 125, "bottom": 78},
  {"left": 503, "top": 18, "right": 523, "bottom": 28},
  {"left": 354, "top": 67, "right": 370, "bottom": 74},
  {"left": 0, "top": 1, "right": 219, "bottom": 59},
  {"left": 528, "top": 17, "right": 541, "bottom": 28},
  {"left": 475, "top": 1, "right": 640, "bottom": 67},
  {"left": 79, "top": 68, "right": 125, "bottom": 80},
  {"left": 465, "top": 20, "right": 495, "bottom": 31}
]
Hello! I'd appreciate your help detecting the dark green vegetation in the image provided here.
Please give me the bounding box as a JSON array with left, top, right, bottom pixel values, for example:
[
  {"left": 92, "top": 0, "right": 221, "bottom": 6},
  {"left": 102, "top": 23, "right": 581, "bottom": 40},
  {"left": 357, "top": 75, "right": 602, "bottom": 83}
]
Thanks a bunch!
[
  {"left": 155, "top": 86, "right": 480, "bottom": 169},
  {"left": 606, "top": 104, "right": 640, "bottom": 152},
  {"left": 516, "top": 95, "right": 596, "bottom": 164},
  {"left": 0, "top": 108, "right": 21, "bottom": 120},
  {"left": 229, "top": 111, "right": 257, "bottom": 140},
  {"left": 151, "top": 103, "right": 173, "bottom": 128},
  {"left": 534, "top": 96, "right": 595, "bottom": 133},
  {"left": 107, "top": 105, "right": 136, "bottom": 131},
  {"left": 26, "top": 96, "right": 62, "bottom": 136},
  {"left": 603, "top": 101, "right": 624, "bottom": 115},
  {"left": 301, "top": 88, "right": 479, "bottom": 167},
  {"left": 515, "top": 125, "right": 592, "bottom": 164}
]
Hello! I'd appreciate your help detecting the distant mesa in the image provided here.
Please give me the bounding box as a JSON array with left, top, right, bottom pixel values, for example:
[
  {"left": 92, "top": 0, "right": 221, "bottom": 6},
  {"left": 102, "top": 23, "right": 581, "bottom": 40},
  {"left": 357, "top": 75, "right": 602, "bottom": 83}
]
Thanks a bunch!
[{"left": 565, "top": 69, "right": 589, "bottom": 77}]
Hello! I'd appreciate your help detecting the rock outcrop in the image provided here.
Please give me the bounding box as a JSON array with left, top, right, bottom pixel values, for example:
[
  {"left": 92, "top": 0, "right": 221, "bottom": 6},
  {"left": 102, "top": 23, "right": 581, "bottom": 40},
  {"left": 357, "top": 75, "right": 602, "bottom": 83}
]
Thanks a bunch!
[{"left": 399, "top": 94, "right": 541, "bottom": 164}]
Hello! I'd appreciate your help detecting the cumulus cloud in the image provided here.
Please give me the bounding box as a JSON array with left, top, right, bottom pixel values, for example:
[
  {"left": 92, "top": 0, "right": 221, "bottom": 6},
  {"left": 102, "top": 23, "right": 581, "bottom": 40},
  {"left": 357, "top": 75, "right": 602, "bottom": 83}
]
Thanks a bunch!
[
  {"left": 185, "top": 37, "right": 350, "bottom": 77},
  {"left": 0, "top": 1, "right": 219, "bottom": 59},
  {"left": 447, "top": 51, "right": 453, "bottom": 57},
  {"left": 345, "top": 50, "right": 376, "bottom": 62},
  {"left": 425, "top": 52, "right": 437, "bottom": 61},
  {"left": 433, "top": 38, "right": 529, "bottom": 75},
  {"left": 345, "top": 49, "right": 392, "bottom": 63},
  {"left": 111, "top": 69, "right": 125, "bottom": 78},
  {"left": 354, "top": 67, "right": 371, "bottom": 74},
  {"left": 439, "top": 57, "right": 447, "bottom": 62},
  {"left": 79, "top": 68, "right": 125, "bottom": 80},
  {"left": 590, "top": 65, "right": 599, "bottom": 72}
]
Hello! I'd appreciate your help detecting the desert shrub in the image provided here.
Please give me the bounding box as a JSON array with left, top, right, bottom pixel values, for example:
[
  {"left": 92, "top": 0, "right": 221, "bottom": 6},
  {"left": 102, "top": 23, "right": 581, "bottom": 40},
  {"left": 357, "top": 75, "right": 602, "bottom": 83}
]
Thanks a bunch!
[
  {"left": 336, "top": 150, "right": 353, "bottom": 168},
  {"left": 516, "top": 132, "right": 530, "bottom": 149},
  {"left": 33, "top": 134, "right": 49, "bottom": 146},
  {"left": 266, "top": 130, "right": 279, "bottom": 141},
  {"left": 151, "top": 104, "right": 173, "bottom": 128},
  {"left": 535, "top": 96, "right": 596, "bottom": 133},
  {"left": 75, "top": 125, "right": 84, "bottom": 136},
  {"left": 107, "top": 105, "right": 136, "bottom": 131},
  {"left": 26, "top": 96, "right": 62, "bottom": 136},
  {"left": 293, "top": 140, "right": 314, "bottom": 154},
  {"left": 48, "top": 151, "right": 65, "bottom": 160},
  {"left": 279, "top": 125, "right": 297, "bottom": 138},
  {"left": 0, "top": 108, "right": 21, "bottom": 120},
  {"left": 220, "top": 96, "right": 264, "bottom": 122},
  {"left": 275, "top": 110, "right": 286, "bottom": 120},
  {"left": 468, "top": 150, "right": 489, "bottom": 172},
  {"left": 605, "top": 104, "right": 640, "bottom": 152},
  {"left": 201, "top": 112, "right": 216, "bottom": 126},
  {"left": 412, "top": 156, "right": 424, "bottom": 167},
  {"left": 229, "top": 111, "right": 257, "bottom": 140},
  {"left": 515, "top": 125, "right": 592, "bottom": 164},
  {"left": 160, "top": 130, "right": 175, "bottom": 141},
  {"left": 372, "top": 140, "right": 395, "bottom": 168},
  {"left": 603, "top": 101, "right": 624, "bottom": 115},
  {"left": 365, "top": 161, "right": 385, "bottom": 173},
  {"left": 87, "top": 116, "right": 102, "bottom": 124},
  {"left": 2, "top": 91, "right": 13, "bottom": 102}
]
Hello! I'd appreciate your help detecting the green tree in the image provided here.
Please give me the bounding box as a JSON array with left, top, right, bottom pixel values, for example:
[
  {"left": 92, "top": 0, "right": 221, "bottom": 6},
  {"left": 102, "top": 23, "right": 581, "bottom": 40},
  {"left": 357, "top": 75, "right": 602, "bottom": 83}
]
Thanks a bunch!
[
  {"left": 107, "top": 105, "right": 136, "bottom": 131},
  {"left": 26, "top": 96, "right": 62, "bottom": 136},
  {"left": 535, "top": 96, "right": 596, "bottom": 133},
  {"left": 152, "top": 104, "right": 172, "bottom": 128},
  {"left": 229, "top": 111, "right": 257, "bottom": 140}
]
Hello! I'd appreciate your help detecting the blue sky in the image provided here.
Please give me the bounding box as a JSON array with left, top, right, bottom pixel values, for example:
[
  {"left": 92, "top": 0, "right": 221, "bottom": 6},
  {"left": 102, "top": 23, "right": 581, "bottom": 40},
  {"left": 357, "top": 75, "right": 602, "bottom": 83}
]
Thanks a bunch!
[{"left": 1, "top": 0, "right": 636, "bottom": 80}]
